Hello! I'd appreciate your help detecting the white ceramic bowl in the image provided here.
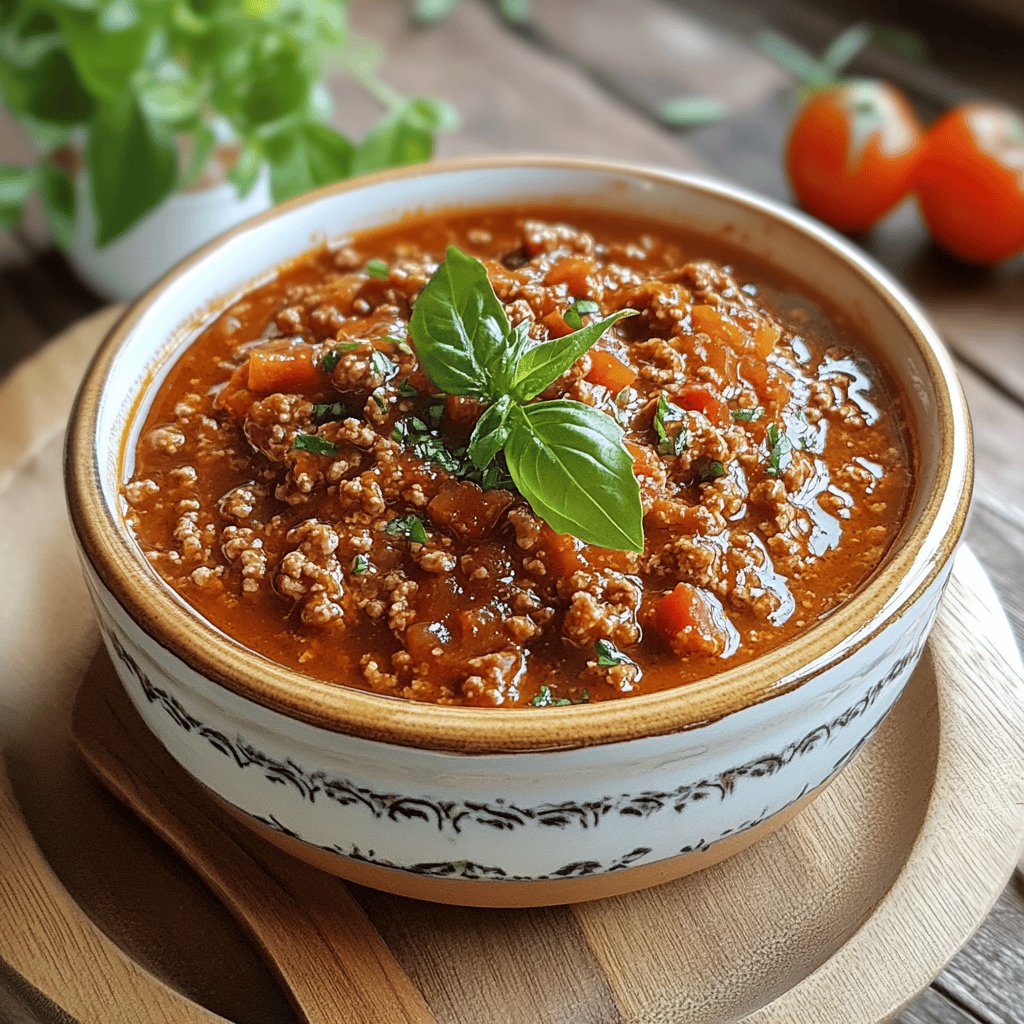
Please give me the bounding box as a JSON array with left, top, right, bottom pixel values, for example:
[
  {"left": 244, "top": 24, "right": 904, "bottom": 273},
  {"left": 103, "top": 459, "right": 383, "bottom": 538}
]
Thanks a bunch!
[{"left": 65, "top": 157, "right": 972, "bottom": 906}]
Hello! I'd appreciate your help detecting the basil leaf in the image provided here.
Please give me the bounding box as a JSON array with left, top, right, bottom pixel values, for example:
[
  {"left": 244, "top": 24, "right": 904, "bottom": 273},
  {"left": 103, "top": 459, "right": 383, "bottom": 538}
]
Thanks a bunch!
[
  {"left": 511, "top": 308, "right": 637, "bottom": 402},
  {"left": 0, "top": 165, "right": 36, "bottom": 230},
  {"left": 264, "top": 122, "right": 354, "bottom": 204},
  {"left": 86, "top": 97, "right": 177, "bottom": 245},
  {"left": 227, "top": 139, "right": 264, "bottom": 198},
  {"left": 415, "top": 0, "right": 458, "bottom": 23},
  {"left": 351, "top": 100, "right": 443, "bottom": 175},
  {"left": 504, "top": 401, "right": 643, "bottom": 552},
  {"left": 409, "top": 244, "right": 512, "bottom": 398},
  {"left": 292, "top": 433, "right": 338, "bottom": 456},
  {"left": 467, "top": 394, "right": 513, "bottom": 470},
  {"left": 38, "top": 162, "right": 75, "bottom": 249},
  {"left": 59, "top": 4, "right": 155, "bottom": 100}
]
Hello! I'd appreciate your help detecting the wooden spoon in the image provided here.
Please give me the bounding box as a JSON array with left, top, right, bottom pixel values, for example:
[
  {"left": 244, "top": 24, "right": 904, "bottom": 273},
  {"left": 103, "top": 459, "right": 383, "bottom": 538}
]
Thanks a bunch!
[
  {"left": 71, "top": 652, "right": 435, "bottom": 1024},
  {"left": 0, "top": 750, "right": 227, "bottom": 1024}
]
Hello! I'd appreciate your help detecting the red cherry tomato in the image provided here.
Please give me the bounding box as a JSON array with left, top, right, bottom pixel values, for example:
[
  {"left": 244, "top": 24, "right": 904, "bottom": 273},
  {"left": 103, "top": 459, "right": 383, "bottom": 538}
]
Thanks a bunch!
[
  {"left": 915, "top": 102, "right": 1024, "bottom": 265},
  {"left": 786, "top": 81, "right": 923, "bottom": 234}
]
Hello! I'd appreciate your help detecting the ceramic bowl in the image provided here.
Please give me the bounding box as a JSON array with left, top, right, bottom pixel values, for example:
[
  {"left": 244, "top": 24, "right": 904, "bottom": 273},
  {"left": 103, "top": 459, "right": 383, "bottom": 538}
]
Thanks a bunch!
[{"left": 65, "top": 157, "right": 972, "bottom": 907}]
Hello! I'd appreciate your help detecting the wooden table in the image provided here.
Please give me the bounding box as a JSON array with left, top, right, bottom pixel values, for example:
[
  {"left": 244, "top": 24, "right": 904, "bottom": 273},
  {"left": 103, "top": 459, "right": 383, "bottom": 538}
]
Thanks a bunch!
[{"left": 1, "top": 2, "right": 1021, "bottom": 1021}]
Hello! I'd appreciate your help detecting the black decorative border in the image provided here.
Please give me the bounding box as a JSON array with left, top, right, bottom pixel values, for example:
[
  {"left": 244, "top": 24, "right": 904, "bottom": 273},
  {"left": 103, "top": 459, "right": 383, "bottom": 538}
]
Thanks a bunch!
[{"left": 105, "top": 630, "right": 921, "bottom": 856}]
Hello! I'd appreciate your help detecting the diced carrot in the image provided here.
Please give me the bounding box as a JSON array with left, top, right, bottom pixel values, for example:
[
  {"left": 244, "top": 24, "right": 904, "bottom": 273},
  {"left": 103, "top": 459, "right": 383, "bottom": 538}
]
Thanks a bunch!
[
  {"left": 444, "top": 394, "right": 487, "bottom": 427},
  {"left": 625, "top": 441, "right": 660, "bottom": 479},
  {"left": 214, "top": 362, "right": 257, "bottom": 419},
  {"left": 753, "top": 317, "right": 781, "bottom": 357},
  {"left": 675, "top": 385, "right": 727, "bottom": 424},
  {"left": 690, "top": 304, "right": 746, "bottom": 350},
  {"left": 586, "top": 350, "right": 637, "bottom": 394},
  {"left": 738, "top": 357, "right": 790, "bottom": 411},
  {"left": 544, "top": 257, "right": 596, "bottom": 294},
  {"left": 543, "top": 310, "right": 574, "bottom": 338},
  {"left": 654, "top": 583, "right": 727, "bottom": 657},
  {"left": 539, "top": 524, "right": 588, "bottom": 577},
  {"left": 247, "top": 347, "right": 323, "bottom": 394}
]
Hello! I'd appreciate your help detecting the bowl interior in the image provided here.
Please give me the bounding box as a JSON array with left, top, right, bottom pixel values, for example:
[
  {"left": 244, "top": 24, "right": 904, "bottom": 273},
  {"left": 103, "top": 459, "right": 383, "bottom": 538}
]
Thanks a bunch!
[{"left": 75, "top": 158, "right": 970, "bottom": 750}]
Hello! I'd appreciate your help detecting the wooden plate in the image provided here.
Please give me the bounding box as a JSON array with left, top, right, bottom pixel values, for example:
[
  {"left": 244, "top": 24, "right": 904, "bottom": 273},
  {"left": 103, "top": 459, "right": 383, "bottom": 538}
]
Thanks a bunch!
[{"left": 1, "top": 312, "right": 1023, "bottom": 1024}]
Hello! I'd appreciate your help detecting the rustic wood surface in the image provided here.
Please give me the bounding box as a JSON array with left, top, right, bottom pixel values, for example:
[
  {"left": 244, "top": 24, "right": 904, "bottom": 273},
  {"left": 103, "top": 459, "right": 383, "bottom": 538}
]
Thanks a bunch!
[{"left": 1, "top": 1, "right": 1022, "bottom": 1021}]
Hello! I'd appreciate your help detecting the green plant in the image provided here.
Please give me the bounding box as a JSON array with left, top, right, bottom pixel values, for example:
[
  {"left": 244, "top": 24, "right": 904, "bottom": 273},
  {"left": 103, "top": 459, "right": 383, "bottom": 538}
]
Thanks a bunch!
[{"left": 0, "top": 0, "right": 456, "bottom": 247}]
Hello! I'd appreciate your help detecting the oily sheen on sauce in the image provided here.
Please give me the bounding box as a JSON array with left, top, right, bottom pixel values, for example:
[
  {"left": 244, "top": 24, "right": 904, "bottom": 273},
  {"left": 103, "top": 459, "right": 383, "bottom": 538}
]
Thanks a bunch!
[{"left": 123, "top": 206, "right": 911, "bottom": 708}]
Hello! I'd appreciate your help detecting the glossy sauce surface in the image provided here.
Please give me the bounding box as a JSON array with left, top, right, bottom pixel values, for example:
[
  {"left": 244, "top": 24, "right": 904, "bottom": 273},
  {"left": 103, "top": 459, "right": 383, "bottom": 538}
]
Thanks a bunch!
[{"left": 123, "top": 207, "right": 912, "bottom": 706}]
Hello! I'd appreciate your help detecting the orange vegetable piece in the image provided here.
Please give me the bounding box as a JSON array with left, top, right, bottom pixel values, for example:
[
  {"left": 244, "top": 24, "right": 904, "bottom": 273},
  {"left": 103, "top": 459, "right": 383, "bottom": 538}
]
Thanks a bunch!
[
  {"left": 539, "top": 524, "right": 588, "bottom": 577},
  {"left": 691, "top": 305, "right": 746, "bottom": 350},
  {"left": 654, "top": 583, "right": 727, "bottom": 657},
  {"left": 586, "top": 350, "right": 637, "bottom": 394},
  {"left": 915, "top": 102, "right": 1024, "bottom": 265},
  {"left": 785, "top": 81, "right": 923, "bottom": 234},
  {"left": 214, "top": 362, "right": 257, "bottom": 419},
  {"left": 625, "top": 441, "right": 660, "bottom": 479},
  {"left": 544, "top": 257, "right": 596, "bottom": 295},
  {"left": 247, "top": 347, "right": 323, "bottom": 394},
  {"left": 676, "top": 385, "right": 727, "bottom": 424},
  {"left": 543, "top": 310, "right": 574, "bottom": 338}
]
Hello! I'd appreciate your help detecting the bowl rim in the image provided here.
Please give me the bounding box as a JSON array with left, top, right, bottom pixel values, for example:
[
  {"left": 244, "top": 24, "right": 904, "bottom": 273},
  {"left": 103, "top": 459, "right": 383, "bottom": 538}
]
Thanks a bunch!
[{"left": 65, "top": 154, "right": 973, "bottom": 754}]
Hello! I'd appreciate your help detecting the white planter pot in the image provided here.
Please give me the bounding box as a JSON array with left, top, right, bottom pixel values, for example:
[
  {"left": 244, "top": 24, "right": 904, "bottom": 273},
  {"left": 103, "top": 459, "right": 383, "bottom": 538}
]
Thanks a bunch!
[{"left": 66, "top": 168, "right": 272, "bottom": 302}]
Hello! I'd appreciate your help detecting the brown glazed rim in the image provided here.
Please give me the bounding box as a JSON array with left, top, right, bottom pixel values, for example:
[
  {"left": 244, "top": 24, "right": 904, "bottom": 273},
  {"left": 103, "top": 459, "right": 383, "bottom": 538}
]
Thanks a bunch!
[{"left": 65, "top": 156, "right": 973, "bottom": 754}]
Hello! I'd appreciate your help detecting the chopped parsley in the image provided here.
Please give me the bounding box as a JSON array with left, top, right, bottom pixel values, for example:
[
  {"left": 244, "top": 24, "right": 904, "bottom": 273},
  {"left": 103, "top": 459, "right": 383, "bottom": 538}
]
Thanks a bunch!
[
  {"left": 392, "top": 414, "right": 513, "bottom": 490},
  {"left": 365, "top": 258, "right": 389, "bottom": 280},
  {"left": 765, "top": 424, "right": 793, "bottom": 478},
  {"left": 383, "top": 514, "right": 429, "bottom": 545},
  {"left": 319, "top": 341, "right": 362, "bottom": 373},
  {"left": 384, "top": 333, "right": 413, "bottom": 355},
  {"left": 595, "top": 638, "right": 632, "bottom": 668},
  {"left": 351, "top": 553, "right": 371, "bottom": 575},
  {"left": 312, "top": 401, "right": 345, "bottom": 423},
  {"left": 563, "top": 298, "right": 600, "bottom": 331},
  {"left": 653, "top": 392, "right": 688, "bottom": 455},
  {"left": 731, "top": 406, "right": 763, "bottom": 422},
  {"left": 369, "top": 350, "right": 398, "bottom": 381},
  {"left": 397, "top": 379, "right": 419, "bottom": 398},
  {"left": 291, "top": 433, "right": 338, "bottom": 456},
  {"left": 696, "top": 459, "right": 726, "bottom": 483},
  {"left": 371, "top": 391, "right": 388, "bottom": 413},
  {"left": 529, "top": 685, "right": 591, "bottom": 707}
]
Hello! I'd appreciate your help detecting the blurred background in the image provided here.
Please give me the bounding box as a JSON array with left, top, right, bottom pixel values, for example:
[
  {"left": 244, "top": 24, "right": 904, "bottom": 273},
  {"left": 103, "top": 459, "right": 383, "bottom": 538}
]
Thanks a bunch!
[{"left": 0, "top": 3, "right": 1022, "bottom": 1023}]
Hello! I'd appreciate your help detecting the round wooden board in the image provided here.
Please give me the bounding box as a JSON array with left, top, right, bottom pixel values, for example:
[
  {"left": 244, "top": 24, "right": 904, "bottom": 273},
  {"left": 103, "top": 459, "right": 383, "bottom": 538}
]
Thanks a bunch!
[{"left": 1, "top": 312, "right": 1023, "bottom": 1024}]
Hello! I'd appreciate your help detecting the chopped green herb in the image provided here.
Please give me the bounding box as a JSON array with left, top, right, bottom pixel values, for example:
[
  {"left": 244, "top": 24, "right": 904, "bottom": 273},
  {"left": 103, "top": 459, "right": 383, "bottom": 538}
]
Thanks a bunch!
[
  {"left": 384, "top": 333, "right": 414, "bottom": 355},
  {"left": 562, "top": 298, "right": 600, "bottom": 331},
  {"left": 426, "top": 400, "right": 444, "bottom": 427},
  {"left": 697, "top": 459, "right": 726, "bottom": 483},
  {"left": 292, "top": 433, "right": 338, "bottom": 456},
  {"left": 765, "top": 424, "right": 793, "bottom": 478},
  {"left": 407, "top": 245, "right": 642, "bottom": 550},
  {"left": 595, "top": 638, "right": 632, "bottom": 668},
  {"left": 398, "top": 379, "right": 419, "bottom": 398},
  {"left": 653, "top": 392, "right": 688, "bottom": 455},
  {"left": 371, "top": 391, "right": 388, "bottom": 413},
  {"left": 312, "top": 401, "right": 346, "bottom": 423},
  {"left": 383, "top": 514, "right": 428, "bottom": 545},
  {"left": 530, "top": 685, "right": 590, "bottom": 707},
  {"left": 365, "top": 258, "right": 389, "bottom": 280},
  {"left": 351, "top": 554, "right": 371, "bottom": 575},
  {"left": 731, "top": 406, "right": 763, "bottom": 422},
  {"left": 369, "top": 349, "right": 398, "bottom": 381},
  {"left": 320, "top": 341, "right": 362, "bottom": 373}
]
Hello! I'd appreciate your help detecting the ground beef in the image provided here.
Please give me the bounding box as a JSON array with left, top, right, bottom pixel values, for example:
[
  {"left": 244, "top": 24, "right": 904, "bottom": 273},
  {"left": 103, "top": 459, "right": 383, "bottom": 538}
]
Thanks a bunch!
[{"left": 124, "top": 209, "right": 910, "bottom": 707}]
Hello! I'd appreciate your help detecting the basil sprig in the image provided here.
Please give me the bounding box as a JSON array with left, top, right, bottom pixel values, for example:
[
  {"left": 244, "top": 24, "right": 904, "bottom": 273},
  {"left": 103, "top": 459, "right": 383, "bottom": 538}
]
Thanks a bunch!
[{"left": 409, "top": 245, "right": 643, "bottom": 551}]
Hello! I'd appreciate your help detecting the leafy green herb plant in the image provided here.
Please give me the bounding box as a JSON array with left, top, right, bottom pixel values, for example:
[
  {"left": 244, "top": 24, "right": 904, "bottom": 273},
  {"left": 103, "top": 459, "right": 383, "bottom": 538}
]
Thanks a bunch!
[
  {"left": 0, "top": 0, "right": 456, "bottom": 246},
  {"left": 409, "top": 245, "right": 643, "bottom": 552}
]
